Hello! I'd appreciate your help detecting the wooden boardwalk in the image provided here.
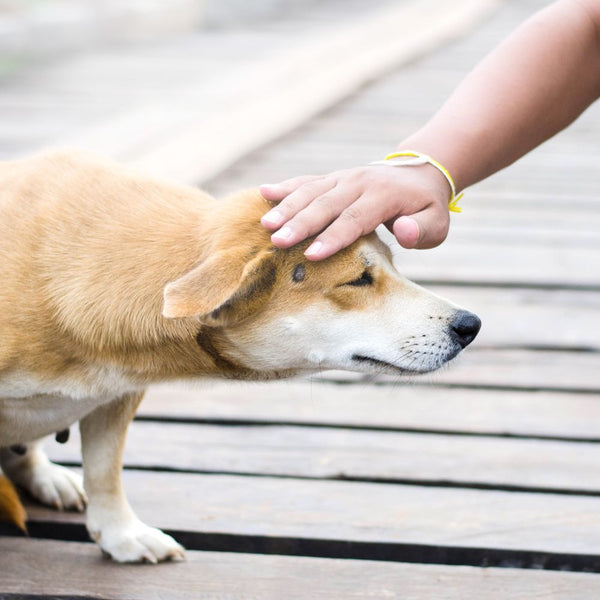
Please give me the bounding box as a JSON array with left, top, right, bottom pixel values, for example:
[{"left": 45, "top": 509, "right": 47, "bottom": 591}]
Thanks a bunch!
[{"left": 2, "top": 0, "right": 600, "bottom": 597}]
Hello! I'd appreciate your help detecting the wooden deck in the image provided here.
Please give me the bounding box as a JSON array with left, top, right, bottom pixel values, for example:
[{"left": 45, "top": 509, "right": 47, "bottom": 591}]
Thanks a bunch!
[{"left": 2, "top": 0, "right": 600, "bottom": 597}]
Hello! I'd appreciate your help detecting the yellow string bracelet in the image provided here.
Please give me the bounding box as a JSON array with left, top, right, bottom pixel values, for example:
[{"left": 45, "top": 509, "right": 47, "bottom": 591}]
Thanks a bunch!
[{"left": 369, "top": 150, "right": 463, "bottom": 213}]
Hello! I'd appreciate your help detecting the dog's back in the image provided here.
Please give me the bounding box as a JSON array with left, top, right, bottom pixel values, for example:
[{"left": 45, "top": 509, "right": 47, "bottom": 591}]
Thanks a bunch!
[{"left": 0, "top": 152, "right": 216, "bottom": 380}]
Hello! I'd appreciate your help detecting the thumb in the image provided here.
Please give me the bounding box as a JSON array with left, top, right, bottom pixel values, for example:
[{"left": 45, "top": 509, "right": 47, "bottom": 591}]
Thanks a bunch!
[{"left": 392, "top": 205, "right": 449, "bottom": 249}]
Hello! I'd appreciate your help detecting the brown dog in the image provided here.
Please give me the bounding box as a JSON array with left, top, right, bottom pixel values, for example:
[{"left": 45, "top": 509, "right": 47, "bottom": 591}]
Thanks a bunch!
[{"left": 0, "top": 151, "right": 480, "bottom": 562}]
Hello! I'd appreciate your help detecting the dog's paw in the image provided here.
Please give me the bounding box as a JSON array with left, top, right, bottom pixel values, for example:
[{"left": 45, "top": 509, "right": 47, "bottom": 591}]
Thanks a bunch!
[
  {"left": 10, "top": 460, "right": 87, "bottom": 512},
  {"left": 90, "top": 520, "right": 185, "bottom": 564}
]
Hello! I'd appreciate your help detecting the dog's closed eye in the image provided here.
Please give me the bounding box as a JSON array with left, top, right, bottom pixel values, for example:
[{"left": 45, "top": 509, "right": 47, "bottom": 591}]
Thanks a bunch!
[{"left": 343, "top": 271, "right": 373, "bottom": 287}]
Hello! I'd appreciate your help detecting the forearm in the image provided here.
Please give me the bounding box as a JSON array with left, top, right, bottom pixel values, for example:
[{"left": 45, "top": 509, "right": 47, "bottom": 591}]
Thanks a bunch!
[
  {"left": 260, "top": 0, "right": 600, "bottom": 257},
  {"left": 399, "top": 0, "right": 600, "bottom": 192}
]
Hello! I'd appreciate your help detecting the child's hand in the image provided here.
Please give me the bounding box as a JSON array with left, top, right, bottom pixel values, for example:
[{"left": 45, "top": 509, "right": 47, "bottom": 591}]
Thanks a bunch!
[{"left": 260, "top": 164, "right": 451, "bottom": 260}]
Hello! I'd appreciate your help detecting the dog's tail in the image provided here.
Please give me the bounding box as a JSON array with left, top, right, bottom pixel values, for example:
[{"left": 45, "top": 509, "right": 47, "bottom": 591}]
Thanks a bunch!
[{"left": 0, "top": 474, "right": 27, "bottom": 533}]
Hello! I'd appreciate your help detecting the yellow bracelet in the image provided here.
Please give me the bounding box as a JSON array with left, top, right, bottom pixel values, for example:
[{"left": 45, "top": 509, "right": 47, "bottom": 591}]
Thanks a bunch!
[{"left": 370, "top": 150, "right": 463, "bottom": 213}]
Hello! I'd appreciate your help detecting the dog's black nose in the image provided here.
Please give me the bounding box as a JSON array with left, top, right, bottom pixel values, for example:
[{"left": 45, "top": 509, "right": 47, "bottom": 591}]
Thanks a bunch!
[{"left": 450, "top": 310, "right": 481, "bottom": 348}]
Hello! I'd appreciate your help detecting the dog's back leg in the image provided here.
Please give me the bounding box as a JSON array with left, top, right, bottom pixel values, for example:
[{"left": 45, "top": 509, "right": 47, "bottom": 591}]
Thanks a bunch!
[
  {"left": 0, "top": 440, "right": 86, "bottom": 512},
  {"left": 80, "top": 391, "right": 185, "bottom": 563}
]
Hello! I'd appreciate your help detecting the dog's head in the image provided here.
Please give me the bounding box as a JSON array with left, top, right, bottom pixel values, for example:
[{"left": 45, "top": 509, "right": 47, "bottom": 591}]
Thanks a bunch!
[{"left": 162, "top": 190, "right": 480, "bottom": 378}]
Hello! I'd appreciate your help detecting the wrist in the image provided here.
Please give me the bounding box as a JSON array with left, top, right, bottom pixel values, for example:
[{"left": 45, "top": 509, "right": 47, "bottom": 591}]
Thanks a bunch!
[
  {"left": 373, "top": 150, "right": 463, "bottom": 213},
  {"left": 396, "top": 127, "right": 477, "bottom": 193}
]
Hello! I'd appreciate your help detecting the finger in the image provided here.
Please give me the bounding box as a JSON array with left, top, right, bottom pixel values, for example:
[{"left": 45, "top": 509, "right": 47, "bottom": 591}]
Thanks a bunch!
[
  {"left": 266, "top": 178, "right": 339, "bottom": 244},
  {"left": 259, "top": 175, "right": 322, "bottom": 202},
  {"left": 392, "top": 204, "right": 449, "bottom": 250},
  {"left": 260, "top": 176, "right": 324, "bottom": 230},
  {"left": 303, "top": 193, "right": 388, "bottom": 260},
  {"left": 270, "top": 183, "right": 361, "bottom": 249}
]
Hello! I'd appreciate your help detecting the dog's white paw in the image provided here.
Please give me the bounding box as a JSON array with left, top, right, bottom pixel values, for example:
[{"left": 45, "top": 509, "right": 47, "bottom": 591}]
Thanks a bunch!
[
  {"left": 10, "top": 459, "right": 87, "bottom": 512},
  {"left": 89, "top": 519, "right": 186, "bottom": 564}
]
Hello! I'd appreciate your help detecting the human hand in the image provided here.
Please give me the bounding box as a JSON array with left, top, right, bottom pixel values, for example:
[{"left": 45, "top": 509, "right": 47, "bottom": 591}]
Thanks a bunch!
[{"left": 260, "top": 164, "right": 452, "bottom": 260}]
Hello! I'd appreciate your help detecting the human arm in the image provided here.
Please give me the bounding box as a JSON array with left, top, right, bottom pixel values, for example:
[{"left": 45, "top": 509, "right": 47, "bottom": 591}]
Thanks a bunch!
[{"left": 260, "top": 0, "right": 600, "bottom": 259}]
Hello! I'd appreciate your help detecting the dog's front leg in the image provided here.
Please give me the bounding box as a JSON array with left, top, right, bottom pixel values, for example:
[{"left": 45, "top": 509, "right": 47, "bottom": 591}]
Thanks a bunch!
[
  {"left": 80, "top": 391, "right": 185, "bottom": 563},
  {"left": 0, "top": 440, "right": 86, "bottom": 511}
]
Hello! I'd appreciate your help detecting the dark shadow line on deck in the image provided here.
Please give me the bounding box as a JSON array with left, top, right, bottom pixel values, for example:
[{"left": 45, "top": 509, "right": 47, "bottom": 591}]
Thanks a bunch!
[
  {"left": 3, "top": 521, "right": 600, "bottom": 574},
  {"left": 414, "top": 279, "right": 600, "bottom": 293},
  {"left": 135, "top": 414, "right": 600, "bottom": 444},
  {"left": 314, "top": 379, "right": 600, "bottom": 395},
  {"left": 55, "top": 461, "right": 600, "bottom": 498},
  {"left": 0, "top": 595, "right": 99, "bottom": 600},
  {"left": 473, "top": 344, "right": 600, "bottom": 354}
]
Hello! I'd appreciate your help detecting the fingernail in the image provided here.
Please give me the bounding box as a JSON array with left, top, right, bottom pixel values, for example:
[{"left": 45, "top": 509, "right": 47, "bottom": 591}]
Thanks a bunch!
[
  {"left": 305, "top": 241, "right": 323, "bottom": 258},
  {"left": 259, "top": 183, "right": 278, "bottom": 194},
  {"left": 261, "top": 209, "right": 284, "bottom": 227},
  {"left": 271, "top": 225, "right": 293, "bottom": 241}
]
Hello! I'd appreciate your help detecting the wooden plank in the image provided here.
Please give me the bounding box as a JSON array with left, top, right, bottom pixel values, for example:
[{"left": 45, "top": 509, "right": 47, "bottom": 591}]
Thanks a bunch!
[
  {"left": 317, "top": 348, "right": 600, "bottom": 392},
  {"left": 3, "top": 538, "right": 600, "bottom": 600},
  {"left": 473, "top": 161, "right": 600, "bottom": 197},
  {"left": 20, "top": 470, "right": 600, "bottom": 555},
  {"left": 393, "top": 242, "right": 600, "bottom": 287},
  {"left": 428, "top": 286, "right": 600, "bottom": 349},
  {"left": 299, "top": 109, "right": 600, "bottom": 152},
  {"left": 342, "top": 348, "right": 597, "bottom": 389},
  {"left": 446, "top": 212, "right": 600, "bottom": 248},
  {"left": 47, "top": 420, "right": 600, "bottom": 493},
  {"left": 422, "top": 348, "right": 599, "bottom": 390},
  {"left": 463, "top": 189, "right": 600, "bottom": 210},
  {"left": 138, "top": 381, "right": 600, "bottom": 439}
]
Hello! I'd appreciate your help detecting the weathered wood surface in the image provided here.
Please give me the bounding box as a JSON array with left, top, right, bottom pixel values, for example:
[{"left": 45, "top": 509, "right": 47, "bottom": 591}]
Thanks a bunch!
[
  {"left": 46, "top": 420, "right": 600, "bottom": 493},
  {"left": 139, "top": 381, "right": 600, "bottom": 439},
  {"left": 396, "top": 244, "right": 600, "bottom": 287},
  {"left": 427, "top": 286, "right": 600, "bottom": 349},
  {"left": 21, "top": 469, "right": 600, "bottom": 556},
  {"left": 3, "top": 538, "right": 600, "bottom": 600},
  {"left": 315, "top": 348, "right": 600, "bottom": 391}
]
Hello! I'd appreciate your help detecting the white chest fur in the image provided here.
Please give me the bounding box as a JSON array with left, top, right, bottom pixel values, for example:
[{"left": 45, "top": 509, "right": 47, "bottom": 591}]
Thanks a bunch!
[{"left": 0, "top": 367, "right": 142, "bottom": 446}]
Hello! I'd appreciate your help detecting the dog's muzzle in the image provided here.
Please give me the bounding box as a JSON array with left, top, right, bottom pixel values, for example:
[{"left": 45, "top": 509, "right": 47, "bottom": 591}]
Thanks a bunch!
[{"left": 449, "top": 310, "right": 482, "bottom": 348}]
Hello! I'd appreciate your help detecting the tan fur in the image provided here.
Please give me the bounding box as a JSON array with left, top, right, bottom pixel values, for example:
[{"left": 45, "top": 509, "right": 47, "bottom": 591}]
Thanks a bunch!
[
  {"left": 0, "top": 475, "right": 26, "bottom": 532},
  {"left": 0, "top": 150, "right": 478, "bottom": 561}
]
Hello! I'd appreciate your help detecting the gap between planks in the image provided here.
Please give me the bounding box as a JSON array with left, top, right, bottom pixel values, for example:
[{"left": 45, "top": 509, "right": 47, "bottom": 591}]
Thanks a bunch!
[{"left": 4, "top": 518, "right": 600, "bottom": 575}]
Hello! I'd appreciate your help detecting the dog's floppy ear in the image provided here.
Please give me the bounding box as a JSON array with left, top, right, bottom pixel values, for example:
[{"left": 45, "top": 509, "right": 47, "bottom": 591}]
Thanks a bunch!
[{"left": 162, "top": 248, "right": 277, "bottom": 325}]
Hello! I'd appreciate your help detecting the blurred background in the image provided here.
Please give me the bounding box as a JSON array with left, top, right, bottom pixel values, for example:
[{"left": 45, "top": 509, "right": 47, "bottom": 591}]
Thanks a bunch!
[
  {"left": 0, "top": 0, "right": 494, "bottom": 182},
  {"left": 0, "top": 0, "right": 337, "bottom": 62}
]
